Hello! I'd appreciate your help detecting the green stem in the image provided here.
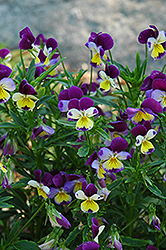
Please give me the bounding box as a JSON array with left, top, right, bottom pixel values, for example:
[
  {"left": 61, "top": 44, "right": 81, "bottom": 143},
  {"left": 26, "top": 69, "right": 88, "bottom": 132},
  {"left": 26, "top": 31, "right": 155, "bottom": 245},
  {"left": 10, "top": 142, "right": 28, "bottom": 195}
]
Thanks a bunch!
[
  {"left": 5, "top": 199, "right": 46, "bottom": 247},
  {"left": 20, "top": 50, "right": 27, "bottom": 79},
  {"left": 142, "top": 44, "right": 148, "bottom": 76},
  {"left": 88, "top": 51, "right": 93, "bottom": 95},
  {"left": 56, "top": 48, "right": 68, "bottom": 78},
  {"left": 108, "top": 50, "right": 114, "bottom": 64}
]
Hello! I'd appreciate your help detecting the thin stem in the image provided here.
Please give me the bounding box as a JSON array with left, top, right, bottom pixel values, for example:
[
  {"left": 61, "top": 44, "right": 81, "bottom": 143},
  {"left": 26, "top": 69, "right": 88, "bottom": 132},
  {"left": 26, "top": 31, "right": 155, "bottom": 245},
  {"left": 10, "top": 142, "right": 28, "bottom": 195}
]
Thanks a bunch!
[
  {"left": 88, "top": 51, "right": 93, "bottom": 95},
  {"left": 108, "top": 50, "right": 114, "bottom": 64},
  {"left": 20, "top": 50, "right": 27, "bottom": 79},
  {"left": 5, "top": 199, "right": 47, "bottom": 247},
  {"left": 142, "top": 44, "right": 148, "bottom": 76},
  {"left": 56, "top": 48, "right": 68, "bottom": 78}
]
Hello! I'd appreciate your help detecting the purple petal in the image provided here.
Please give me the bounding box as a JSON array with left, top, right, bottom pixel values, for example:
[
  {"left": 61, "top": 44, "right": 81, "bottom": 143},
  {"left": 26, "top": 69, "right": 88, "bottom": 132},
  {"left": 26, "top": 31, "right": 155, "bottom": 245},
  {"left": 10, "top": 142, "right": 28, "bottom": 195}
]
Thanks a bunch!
[
  {"left": 138, "top": 28, "right": 155, "bottom": 44},
  {"left": 34, "top": 34, "right": 47, "bottom": 45},
  {"left": 34, "top": 169, "right": 42, "bottom": 183},
  {"left": 85, "top": 151, "right": 98, "bottom": 165},
  {"left": 0, "top": 64, "right": 12, "bottom": 80},
  {"left": 97, "top": 33, "right": 114, "bottom": 50},
  {"left": 131, "top": 125, "right": 147, "bottom": 137},
  {"left": 107, "top": 121, "right": 127, "bottom": 133},
  {"left": 38, "top": 50, "right": 47, "bottom": 63},
  {"left": 47, "top": 187, "right": 59, "bottom": 198},
  {"left": 92, "top": 217, "right": 99, "bottom": 238},
  {"left": 105, "top": 64, "right": 120, "bottom": 78},
  {"left": 19, "top": 79, "right": 37, "bottom": 95},
  {"left": 146, "top": 245, "right": 158, "bottom": 250},
  {"left": 56, "top": 213, "right": 71, "bottom": 229},
  {"left": 0, "top": 133, "right": 7, "bottom": 149},
  {"left": 35, "top": 66, "right": 46, "bottom": 79},
  {"left": 46, "top": 38, "right": 58, "bottom": 50},
  {"left": 150, "top": 70, "right": 166, "bottom": 80},
  {"left": 41, "top": 172, "right": 53, "bottom": 186},
  {"left": 68, "top": 86, "right": 83, "bottom": 100},
  {"left": 52, "top": 173, "right": 66, "bottom": 188},
  {"left": 110, "top": 137, "right": 128, "bottom": 152},
  {"left": 84, "top": 183, "right": 97, "bottom": 197},
  {"left": 141, "top": 76, "right": 153, "bottom": 91},
  {"left": 68, "top": 98, "right": 80, "bottom": 110},
  {"left": 0, "top": 48, "right": 10, "bottom": 59},
  {"left": 76, "top": 241, "right": 100, "bottom": 250},
  {"left": 19, "top": 27, "right": 35, "bottom": 50},
  {"left": 79, "top": 97, "right": 94, "bottom": 110},
  {"left": 126, "top": 107, "right": 139, "bottom": 119},
  {"left": 58, "top": 89, "right": 70, "bottom": 101},
  {"left": 152, "top": 78, "right": 166, "bottom": 91},
  {"left": 141, "top": 98, "right": 163, "bottom": 114}
]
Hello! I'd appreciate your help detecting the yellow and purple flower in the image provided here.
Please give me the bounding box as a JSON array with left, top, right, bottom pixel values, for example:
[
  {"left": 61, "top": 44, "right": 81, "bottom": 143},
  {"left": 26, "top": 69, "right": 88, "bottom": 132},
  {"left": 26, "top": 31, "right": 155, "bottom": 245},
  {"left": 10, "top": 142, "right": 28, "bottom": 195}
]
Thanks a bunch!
[
  {"left": 127, "top": 98, "right": 163, "bottom": 124},
  {"left": 85, "top": 32, "right": 114, "bottom": 67},
  {"left": 28, "top": 169, "right": 52, "bottom": 199},
  {"left": 97, "top": 63, "right": 120, "bottom": 92},
  {"left": 98, "top": 137, "right": 131, "bottom": 172},
  {"left": 138, "top": 25, "right": 166, "bottom": 60},
  {"left": 64, "top": 174, "right": 86, "bottom": 194},
  {"left": 0, "top": 64, "right": 15, "bottom": 103},
  {"left": 12, "top": 79, "right": 38, "bottom": 110},
  {"left": 67, "top": 97, "right": 98, "bottom": 131},
  {"left": 131, "top": 124, "right": 157, "bottom": 155},
  {"left": 58, "top": 86, "right": 83, "bottom": 112},
  {"left": 0, "top": 48, "right": 12, "bottom": 66},
  {"left": 140, "top": 70, "right": 166, "bottom": 92},
  {"left": 48, "top": 172, "right": 72, "bottom": 205},
  {"left": 75, "top": 183, "right": 103, "bottom": 213}
]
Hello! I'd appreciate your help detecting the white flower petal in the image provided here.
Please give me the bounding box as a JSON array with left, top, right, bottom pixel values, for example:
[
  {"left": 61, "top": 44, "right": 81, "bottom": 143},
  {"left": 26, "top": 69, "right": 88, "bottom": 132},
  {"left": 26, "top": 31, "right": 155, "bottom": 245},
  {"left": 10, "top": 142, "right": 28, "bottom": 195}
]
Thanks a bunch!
[
  {"left": 135, "top": 135, "right": 144, "bottom": 146},
  {"left": 0, "top": 78, "right": 16, "bottom": 91},
  {"left": 90, "top": 193, "right": 103, "bottom": 200},
  {"left": 67, "top": 108, "right": 82, "bottom": 119},
  {"left": 85, "top": 107, "right": 98, "bottom": 117},
  {"left": 157, "top": 30, "right": 166, "bottom": 44},
  {"left": 12, "top": 93, "right": 25, "bottom": 101},
  {"left": 99, "top": 71, "right": 107, "bottom": 80},
  {"left": 87, "top": 42, "right": 98, "bottom": 52},
  {"left": 147, "top": 37, "right": 156, "bottom": 51},
  {"left": 75, "top": 190, "right": 87, "bottom": 200},
  {"left": 145, "top": 129, "right": 157, "bottom": 140},
  {"left": 28, "top": 180, "right": 39, "bottom": 188}
]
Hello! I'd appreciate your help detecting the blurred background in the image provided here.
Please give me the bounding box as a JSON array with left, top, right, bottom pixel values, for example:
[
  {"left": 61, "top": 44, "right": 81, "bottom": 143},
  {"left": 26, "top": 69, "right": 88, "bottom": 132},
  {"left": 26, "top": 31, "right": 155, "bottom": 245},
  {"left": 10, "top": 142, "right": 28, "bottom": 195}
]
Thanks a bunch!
[{"left": 0, "top": 0, "right": 166, "bottom": 73}]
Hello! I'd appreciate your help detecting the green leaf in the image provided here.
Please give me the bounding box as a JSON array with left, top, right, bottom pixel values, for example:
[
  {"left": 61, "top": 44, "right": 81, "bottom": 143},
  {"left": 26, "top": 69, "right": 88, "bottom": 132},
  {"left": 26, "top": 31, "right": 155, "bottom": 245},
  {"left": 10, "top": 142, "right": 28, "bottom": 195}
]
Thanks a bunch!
[
  {"left": 96, "top": 128, "right": 110, "bottom": 140},
  {"left": 66, "top": 226, "right": 80, "bottom": 245},
  {"left": 6, "top": 220, "right": 21, "bottom": 244},
  {"left": 14, "top": 240, "right": 41, "bottom": 250},
  {"left": 26, "top": 58, "right": 36, "bottom": 82},
  {"left": 0, "top": 122, "right": 20, "bottom": 129},
  {"left": 107, "top": 178, "right": 123, "bottom": 191},
  {"left": 9, "top": 110, "right": 26, "bottom": 128},
  {"left": 121, "top": 236, "right": 150, "bottom": 247},
  {"left": 147, "top": 184, "right": 166, "bottom": 199},
  {"left": 77, "top": 144, "right": 89, "bottom": 157},
  {"left": 90, "top": 96, "right": 118, "bottom": 108},
  {"left": 36, "top": 95, "right": 54, "bottom": 107}
]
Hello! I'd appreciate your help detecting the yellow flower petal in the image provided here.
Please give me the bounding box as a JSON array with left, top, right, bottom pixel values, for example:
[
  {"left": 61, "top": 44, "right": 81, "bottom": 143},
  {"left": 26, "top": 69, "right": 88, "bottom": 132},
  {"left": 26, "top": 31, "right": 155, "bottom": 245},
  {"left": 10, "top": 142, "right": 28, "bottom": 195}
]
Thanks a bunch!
[
  {"left": 55, "top": 190, "right": 71, "bottom": 204},
  {"left": 100, "top": 80, "right": 110, "bottom": 92},
  {"left": 74, "top": 181, "right": 82, "bottom": 193},
  {"left": 98, "top": 164, "right": 106, "bottom": 179},
  {"left": 103, "top": 157, "right": 123, "bottom": 170},
  {"left": 151, "top": 44, "right": 165, "bottom": 58},
  {"left": 132, "top": 110, "right": 154, "bottom": 123},
  {"left": 141, "top": 140, "right": 154, "bottom": 154},
  {"left": 0, "top": 87, "right": 10, "bottom": 102},
  {"left": 81, "top": 199, "right": 99, "bottom": 213},
  {"left": 91, "top": 52, "right": 102, "bottom": 66},
  {"left": 37, "top": 187, "right": 48, "bottom": 199},
  {"left": 17, "top": 96, "right": 36, "bottom": 110},
  {"left": 76, "top": 116, "right": 93, "bottom": 131}
]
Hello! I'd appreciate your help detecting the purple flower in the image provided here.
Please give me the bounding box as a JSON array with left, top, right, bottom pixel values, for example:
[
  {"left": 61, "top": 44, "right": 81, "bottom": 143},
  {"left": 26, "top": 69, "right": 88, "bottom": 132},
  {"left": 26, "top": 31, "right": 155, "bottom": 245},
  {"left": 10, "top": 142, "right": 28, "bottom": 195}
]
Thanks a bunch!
[
  {"left": 98, "top": 137, "right": 131, "bottom": 172},
  {"left": 0, "top": 133, "right": 17, "bottom": 156},
  {"left": 28, "top": 169, "right": 52, "bottom": 199},
  {"left": 0, "top": 48, "right": 12, "bottom": 64},
  {"left": 75, "top": 183, "right": 103, "bottom": 213},
  {"left": 47, "top": 208, "right": 71, "bottom": 229},
  {"left": 32, "top": 123, "right": 55, "bottom": 141},
  {"left": 144, "top": 214, "right": 161, "bottom": 231},
  {"left": 81, "top": 82, "right": 99, "bottom": 96},
  {"left": 140, "top": 70, "right": 166, "bottom": 91},
  {"left": 48, "top": 173, "right": 72, "bottom": 205},
  {"left": 12, "top": 79, "right": 38, "bottom": 110},
  {"left": 58, "top": 86, "right": 83, "bottom": 112},
  {"left": 107, "top": 236, "right": 123, "bottom": 250},
  {"left": 138, "top": 25, "right": 166, "bottom": 60},
  {"left": 2, "top": 175, "right": 12, "bottom": 189},
  {"left": 64, "top": 174, "right": 86, "bottom": 194},
  {"left": 85, "top": 32, "right": 114, "bottom": 67},
  {"left": 67, "top": 97, "right": 98, "bottom": 131},
  {"left": 19, "top": 27, "right": 36, "bottom": 50},
  {"left": 97, "top": 63, "right": 120, "bottom": 92},
  {"left": 146, "top": 245, "right": 158, "bottom": 250},
  {"left": 92, "top": 217, "right": 105, "bottom": 243},
  {"left": 75, "top": 241, "right": 100, "bottom": 250},
  {"left": 131, "top": 124, "right": 157, "bottom": 154},
  {"left": 127, "top": 98, "right": 163, "bottom": 124}
]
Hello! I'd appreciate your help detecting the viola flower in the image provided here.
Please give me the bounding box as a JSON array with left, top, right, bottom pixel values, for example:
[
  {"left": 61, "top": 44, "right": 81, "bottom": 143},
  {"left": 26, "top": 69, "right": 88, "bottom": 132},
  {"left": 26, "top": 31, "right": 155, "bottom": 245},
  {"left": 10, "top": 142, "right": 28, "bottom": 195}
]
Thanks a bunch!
[
  {"left": 144, "top": 214, "right": 161, "bottom": 231},
  {"left": 146, "top": 245, "right": 158, "bottom": 250},
  {"left": 67, "top": 97, "right": 98, "bottom": 131},
  {"left": 92, "top": 217, "right": 105, "bottom": 243},
  {"left": 0, "top": 64, "right": 15, "bottom": 103},
  {"left": 98, "top": 179, "right": 111, "bottom": 201},
  {"left": 58, "top": 86, "right": 83, "bottom": 112},
  {"left": 64, "top": 174, "right": 86, "bottom": 194},
  {"left": 127, "top": 98, "right": 163, "bottom": 124},
  {"left": 12, "top": 79, "right": 38, "bottom": 110},
  {"left": 107, "top": 236, "right": 123, "bottom": 250},
  {"left": 32, "top": 123, "right": 55, "bottom": 141},
  {"left": 85, "top": 151, "right": 106, "bottom": 179},
  {"left": 0, "top": 48, "right": 12, "bottom": 66},
  {"left": 75, "top": 183, "right": 103, "bottom": 213},
  {"left": 81, "top": 82, "right": 99, "bottom": 96},
  {"left": 85, "top": 32, "right": 114, "bottom": 67},
  {"left": 47, "top": 207, "right": 71, "bottom": 229},
  {"left": 19, "top": 26, "right": 36, "bottom": 50},
  {"left": 97, "top": 63, "right": 120, "bottom": 92},
  {"left": 131, "top": 125, "right": 157, "bottom": 154},
  {"left": 138, "top": 25, "right": 166, "bottom": 60},
  {"left": 2, "top": 175, "right": 12, "bottom": 189},
  {"left": 48, "top": 173, "right": 72, "bottom": 205},
  {"left": 98, "top": 137, "right": 131, "bottom": 172},
  {"left": 151, "top": 89, "right": 166, "bottom": 109},
  {"left": 0, "top": 163, "right": 7, "bottom": 173},
  {"left": 140, "top": 70, "right": 166, "bottom": 91},
  {"left": 28, "top": 169, "right": 52, "bottom": 199},
  {"left": 75, "top": 241, "right": 100, "bottom": 250}
]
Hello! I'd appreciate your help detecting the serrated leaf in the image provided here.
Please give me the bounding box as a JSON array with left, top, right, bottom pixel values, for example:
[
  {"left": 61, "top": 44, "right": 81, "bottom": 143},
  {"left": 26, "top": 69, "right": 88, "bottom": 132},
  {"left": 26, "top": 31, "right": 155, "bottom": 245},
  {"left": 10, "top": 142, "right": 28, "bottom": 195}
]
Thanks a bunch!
[{"left": 77, "top": 144, "right": 89, "bottom": 157}]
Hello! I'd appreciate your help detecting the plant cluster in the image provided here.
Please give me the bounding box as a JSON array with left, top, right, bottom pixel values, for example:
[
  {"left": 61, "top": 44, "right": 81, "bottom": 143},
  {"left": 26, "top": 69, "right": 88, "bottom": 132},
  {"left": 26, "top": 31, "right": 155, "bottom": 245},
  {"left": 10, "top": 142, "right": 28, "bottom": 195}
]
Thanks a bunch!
[{"left": 0, "top": 25, "right": 166, "bottom": 250}]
